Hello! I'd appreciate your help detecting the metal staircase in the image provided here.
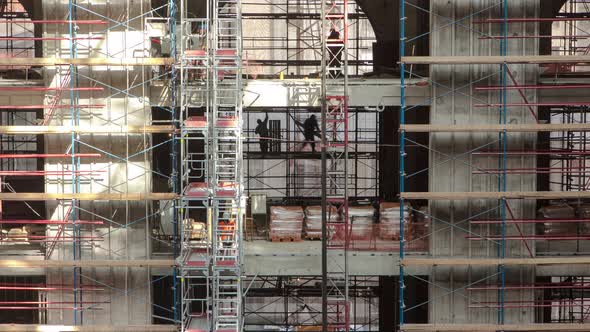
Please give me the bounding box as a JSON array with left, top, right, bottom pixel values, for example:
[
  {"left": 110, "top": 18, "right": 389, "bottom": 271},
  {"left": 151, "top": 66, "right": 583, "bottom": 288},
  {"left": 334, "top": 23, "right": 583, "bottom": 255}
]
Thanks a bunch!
[{"left": 179, "top": 0, "right": 243, "bottom": 331}]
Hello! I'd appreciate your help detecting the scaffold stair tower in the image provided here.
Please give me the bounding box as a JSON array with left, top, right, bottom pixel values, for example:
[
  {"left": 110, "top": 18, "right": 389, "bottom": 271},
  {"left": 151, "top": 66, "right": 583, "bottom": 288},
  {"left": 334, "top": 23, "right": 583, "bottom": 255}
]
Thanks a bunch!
[
  {"left": 179, "top": 0, "right": 244, "bottom": 331},
  {"left": 322, "top": 0, "right": 350, "bottom": 331}
]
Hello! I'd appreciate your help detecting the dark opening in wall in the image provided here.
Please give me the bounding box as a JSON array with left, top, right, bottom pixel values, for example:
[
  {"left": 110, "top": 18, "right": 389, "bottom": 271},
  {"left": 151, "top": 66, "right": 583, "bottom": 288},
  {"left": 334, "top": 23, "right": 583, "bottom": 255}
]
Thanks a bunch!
[
  {"left": 0, "top": 275, "right": 44, "bottom": 323},
  {"left": 379, "top": 276, "right": 428, "bottom": 331},
  {"left": 153, "top": 275, "right": 176, "bottom": 324},
  {"left": 380, "top": 106, "right": 429, "bottom": 202}
]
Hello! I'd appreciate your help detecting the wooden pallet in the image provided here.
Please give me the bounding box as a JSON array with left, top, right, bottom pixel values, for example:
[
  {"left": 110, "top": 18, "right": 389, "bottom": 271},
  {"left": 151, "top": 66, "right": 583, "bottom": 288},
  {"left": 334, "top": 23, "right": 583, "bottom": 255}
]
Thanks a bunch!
[{"left": 270, "top": 236, "right": 303, "bottom": 243}]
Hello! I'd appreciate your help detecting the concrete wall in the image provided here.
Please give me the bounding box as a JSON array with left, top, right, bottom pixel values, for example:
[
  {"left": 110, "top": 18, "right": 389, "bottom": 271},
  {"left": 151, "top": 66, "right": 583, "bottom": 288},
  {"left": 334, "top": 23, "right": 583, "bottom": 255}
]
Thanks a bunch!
[{"left": 426, "top": 0, "right": 539, "bottom": 324}]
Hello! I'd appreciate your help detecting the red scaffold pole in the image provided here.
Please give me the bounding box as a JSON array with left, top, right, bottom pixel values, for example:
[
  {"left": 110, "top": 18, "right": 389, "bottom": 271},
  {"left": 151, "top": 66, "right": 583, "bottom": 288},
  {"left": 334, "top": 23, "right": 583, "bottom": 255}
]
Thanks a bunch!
[
  {"left": 0, "top": 153, "right": 101, "bottom": 159},
  {"left": 0, "top": 20, "right": 107, "bottom": 25},
  {"left": 0, "top": 220, "right": 102, "bottom": 225}
]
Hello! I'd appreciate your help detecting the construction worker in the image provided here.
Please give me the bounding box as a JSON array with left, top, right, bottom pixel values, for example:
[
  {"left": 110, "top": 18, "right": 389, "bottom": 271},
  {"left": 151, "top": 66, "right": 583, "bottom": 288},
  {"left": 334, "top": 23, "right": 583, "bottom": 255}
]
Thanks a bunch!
[
  {"left": 303, "top": 115, "right": 320, "bottom": 152},
  {"left": 255, "top": 113, "right": 269, "bottom": 154},
  {"left": 327, "top": 28, "right": 343, "bottom": 79}
]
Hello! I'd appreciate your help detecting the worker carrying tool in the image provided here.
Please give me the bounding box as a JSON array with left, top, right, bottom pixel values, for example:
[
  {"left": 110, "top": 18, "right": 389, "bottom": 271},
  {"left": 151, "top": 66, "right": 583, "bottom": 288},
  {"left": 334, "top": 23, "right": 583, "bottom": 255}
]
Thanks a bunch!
[
  {"left": 294, "top": 114, "right": 321, "bottom": 152},
  {"left": 255, "top": 113, "right": 269, "bottom": 154}
]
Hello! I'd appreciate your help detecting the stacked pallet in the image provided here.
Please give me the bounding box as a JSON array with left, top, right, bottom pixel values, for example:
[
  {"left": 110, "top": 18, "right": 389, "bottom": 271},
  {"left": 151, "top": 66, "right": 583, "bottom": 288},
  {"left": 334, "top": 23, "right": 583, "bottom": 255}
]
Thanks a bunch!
[
  {"left": 303, "top": 205, "right": 339, "bottom": 240},
  {"left": 378, "top": 202, "right": 408, "bottom": 240},
  {"left": 349, "top": 206, "right": 375, "bottom": 240},
  {"left": 269, "top": 206, "right": 304, "bottom": 242}
]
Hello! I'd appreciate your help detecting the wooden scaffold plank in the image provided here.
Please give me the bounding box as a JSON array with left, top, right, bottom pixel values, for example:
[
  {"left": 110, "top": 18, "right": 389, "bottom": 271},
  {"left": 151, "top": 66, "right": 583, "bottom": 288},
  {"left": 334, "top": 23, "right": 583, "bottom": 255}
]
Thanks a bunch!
[
  {"left": 0, "top": 193, "right": 177, "bottom": 201},
  {"left": 400, "top": 191, "right": 590, "bottom": 200},
  {"left": 402, "top": 256, "right": 590, "bottom": 266},
  {"left": 401, "top": 55, "right": 590, "bottom": 65},
  {"left": 0, "top": 259, "right": 175, "bottom": 268},
  {"left": 401, "top": 323, "right": 590, "bottom": 331},
  {"left": 400, "top": 123, "right": 590, "bottom": 132},
  {"left": 0, "top": 125, "right": 174, "bottom": 134},
  {"left": 0, "top": 324, "right": 176, "bottom": 331},
  {"left": 0, "top": 58, "right": 173, "bottom": 66}
]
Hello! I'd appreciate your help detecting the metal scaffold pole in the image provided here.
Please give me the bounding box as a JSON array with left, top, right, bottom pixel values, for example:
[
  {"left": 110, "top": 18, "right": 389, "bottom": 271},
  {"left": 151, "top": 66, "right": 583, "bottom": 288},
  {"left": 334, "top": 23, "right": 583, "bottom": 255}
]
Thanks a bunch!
[
  {"left": 170, "top": 0, "right": 179, "bottom": 324},
  {"left": 178, "top": 0, "right": 243, "bottom": 331},
  {"left": 399, "top": 0, "right": 406, "bottom": 329},
  {"left": 68, "top": 0, "right": 82, "bottom": 325},
  {"left": 321, "top": 0, "right": 349, "bottom": 331}
]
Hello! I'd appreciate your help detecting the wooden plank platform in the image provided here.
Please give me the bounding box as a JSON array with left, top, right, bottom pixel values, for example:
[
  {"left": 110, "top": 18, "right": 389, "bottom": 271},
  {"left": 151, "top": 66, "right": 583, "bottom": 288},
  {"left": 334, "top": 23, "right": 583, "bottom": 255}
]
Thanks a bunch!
[
  {"left": 0, "top": 324, "right": 176, "bottom": 331},
  {"left": 401, "top": 323, "right": 590, "bottom": 331},
  {"left": 0, "top": 192, "right": 177, "bottom": 201},
  {"left": 401, "top": 55, "right": 590, "bottom": 65},
  {"left": 0, "top": 259, "right": 175, "bottom": 268},
  {"left": 0, "top": 125, "right": 174, "bottom": 134},
  {"left": 0, "top": 57, "right": 173, "bottom": 66},
  {"left": 400, "top": 191, "right": 590, "bottom": 200},
  {"left": 400, "top": 123, "right": 590, "bottom": 133},
  {"left": 402, "top": 256, "right": 590, "bottom": 266}
]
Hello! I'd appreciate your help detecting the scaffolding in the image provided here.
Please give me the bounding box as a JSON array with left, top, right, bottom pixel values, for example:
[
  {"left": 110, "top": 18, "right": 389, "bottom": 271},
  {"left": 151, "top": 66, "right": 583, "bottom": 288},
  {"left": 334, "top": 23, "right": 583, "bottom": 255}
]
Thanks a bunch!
[
  {"left": 321, "top": 1, "right": 349, "bottom": 331},
  {"left": 0, "top": 0, "right": 177, "bottom": 330},
  {"left": 243, "top": 108, "right": 379, "bottom": 201},
  {"left": 179, "top": 0, "right": 244, "bottom": 331},
  {"left": 400, "top": 0, "right": 590, "bottom": 330},
  {"left": 241, "top": 0, "right": 375, "bottom": 78}
]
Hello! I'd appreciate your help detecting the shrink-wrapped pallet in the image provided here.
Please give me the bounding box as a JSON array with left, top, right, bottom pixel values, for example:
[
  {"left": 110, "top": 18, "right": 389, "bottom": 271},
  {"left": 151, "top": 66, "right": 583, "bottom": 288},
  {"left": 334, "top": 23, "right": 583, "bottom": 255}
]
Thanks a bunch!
[
  {"left": 269, "top": 206, "right": 304, "bottom": 241},
  {"left": 378, "top": 202, "right": 411, "bottom": 240},
  {"left": 349, "top": 206, "right": 375, "bottom": 240},
  {"left": 304, "top": 205, "right": 339, "bottom": 239}
]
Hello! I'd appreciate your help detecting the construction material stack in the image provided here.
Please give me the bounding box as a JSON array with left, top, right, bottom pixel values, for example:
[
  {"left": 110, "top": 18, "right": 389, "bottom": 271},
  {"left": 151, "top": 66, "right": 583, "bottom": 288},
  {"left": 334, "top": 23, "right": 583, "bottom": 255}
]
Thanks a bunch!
[
  {"left": 378, "top": 202, "right": 405, "bottom": 240},
  {"left": 305, "top": 205, "right": 338, "bottom": 240},
  {"left": 349, "top": 206, "right": 374, "bottom": 242},
  {"left": 179, "top": 0, "right": 244, "bottom": 331},
  {"left": 269, "top": 206, "right": 304, "bottom": 242}
]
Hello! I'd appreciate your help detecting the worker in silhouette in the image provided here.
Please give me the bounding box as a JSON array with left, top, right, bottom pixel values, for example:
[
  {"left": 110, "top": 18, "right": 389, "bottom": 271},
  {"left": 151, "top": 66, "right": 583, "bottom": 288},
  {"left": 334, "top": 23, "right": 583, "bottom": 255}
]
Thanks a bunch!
[
  {"left": 255, "top": 113, "right": 269, "bottom": 154},
  {"left": 327, "top": 28, "right": 342, "bottom": 79},
  {"left": 302, "top": 115, "right": 320, "bottom": 152}
]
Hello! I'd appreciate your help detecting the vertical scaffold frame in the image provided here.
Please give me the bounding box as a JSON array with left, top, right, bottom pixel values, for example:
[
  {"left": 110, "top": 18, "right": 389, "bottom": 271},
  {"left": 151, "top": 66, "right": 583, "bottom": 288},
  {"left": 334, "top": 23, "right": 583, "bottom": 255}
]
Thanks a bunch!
[
  {"left": 321, "top": 0, "right": 350, "bottom": 331},
  {"left": 399, "top": 0, "right": 511, "bottom": 330},
  {"left": 179, "top": 0, "right": 244, "bottom": 331}
]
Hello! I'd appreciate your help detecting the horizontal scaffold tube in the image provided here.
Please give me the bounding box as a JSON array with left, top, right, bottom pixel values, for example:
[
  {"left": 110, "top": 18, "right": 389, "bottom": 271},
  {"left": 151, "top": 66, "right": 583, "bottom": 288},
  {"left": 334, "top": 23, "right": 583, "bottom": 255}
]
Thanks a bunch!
[
  {"left": 0, "top": 58, "right": 173, "bottom": 66},
  {"left": 0, "top": 125, "right": 174, "bottom": 134}
]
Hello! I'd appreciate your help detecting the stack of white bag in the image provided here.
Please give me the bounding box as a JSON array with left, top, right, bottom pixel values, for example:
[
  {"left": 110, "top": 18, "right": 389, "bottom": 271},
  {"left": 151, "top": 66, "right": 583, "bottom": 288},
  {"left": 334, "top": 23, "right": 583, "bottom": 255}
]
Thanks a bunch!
[
  {"left": 379, "top": 202, "right": 410, "bottom": 240},
  {"left": 269, "top": 206, "right": 304, "bottom": 240},
  {"left": 349, "top": 206, "right": 375, "bottom": 240},
  {"left": 304, "top": 205, "right": 339, "bottom": 239}
]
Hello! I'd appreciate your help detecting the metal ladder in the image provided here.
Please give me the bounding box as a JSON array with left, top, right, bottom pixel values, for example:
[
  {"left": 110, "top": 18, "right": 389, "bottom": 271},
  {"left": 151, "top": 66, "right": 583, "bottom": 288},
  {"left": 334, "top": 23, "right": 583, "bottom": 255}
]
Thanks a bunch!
[
  {"left": 322, "top": 0, "right": 350, "bottom": 331},
  {"left": 179, "top": 0, "right": 243, "bottom": 331},
  {"left": 178, "top": 2, "right": 211, "bottom": 332},
  {"left": 210, "top": 0, "right": 243, "bottom": 329}
]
